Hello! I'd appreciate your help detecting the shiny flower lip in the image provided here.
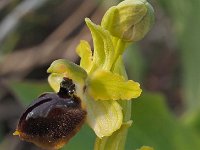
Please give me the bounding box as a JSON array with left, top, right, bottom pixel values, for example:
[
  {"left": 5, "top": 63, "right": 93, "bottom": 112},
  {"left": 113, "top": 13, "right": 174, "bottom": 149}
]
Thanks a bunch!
[{"left": 14, "top": 78, "right": 87, "bottom": 149}]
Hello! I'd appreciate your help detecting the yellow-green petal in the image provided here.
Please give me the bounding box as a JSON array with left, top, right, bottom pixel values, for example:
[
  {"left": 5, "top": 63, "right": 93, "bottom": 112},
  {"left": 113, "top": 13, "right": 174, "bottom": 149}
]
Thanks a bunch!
[
  {"left": 47, "top": 59, "right": 87, "bottom": 84},
  {"left": 76, "top": 40, "right": 93, "bottom": 73},
  {"left": 48, "top": 73, "right": 64, "bottom": 92},
  {"left": 87, "top": 70, "right": 142, "bottom": 100},
  {"left": 85, "top": 18, "right": 114, "bottom": 71},
  {"left": 85, "top": 95, "right": 123, "bottom": 137}
]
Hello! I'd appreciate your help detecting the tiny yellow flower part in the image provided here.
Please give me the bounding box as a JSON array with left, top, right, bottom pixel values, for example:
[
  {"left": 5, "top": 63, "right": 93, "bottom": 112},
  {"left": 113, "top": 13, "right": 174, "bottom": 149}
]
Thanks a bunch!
[
  {"left": 87, "top": 70, "right": 142, "bottom": 100},
  {"left": 13, "top": 130, "right": 20, "bottom": 136},
  {"left": 76, "top": 40, "right": 93, "bottom": 72},
  {"left": 101, "top": 0, "right": 154, "bottom": 42},
  {"left": 137, "top": 146, "right": 154, "bottom": 150}
]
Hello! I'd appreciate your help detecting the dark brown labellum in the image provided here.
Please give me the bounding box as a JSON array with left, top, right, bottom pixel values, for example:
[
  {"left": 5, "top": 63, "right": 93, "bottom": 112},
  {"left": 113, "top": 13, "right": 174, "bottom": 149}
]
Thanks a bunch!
[{"left": 14, "top": 78, "right": 86, "bottom": 149}]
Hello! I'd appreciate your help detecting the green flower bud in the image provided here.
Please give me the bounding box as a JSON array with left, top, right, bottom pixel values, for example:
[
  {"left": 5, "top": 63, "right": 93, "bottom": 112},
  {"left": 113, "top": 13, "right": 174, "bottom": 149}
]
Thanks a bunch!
[{"left": 101, "top": 0, "right": 154, "bottom": 42}]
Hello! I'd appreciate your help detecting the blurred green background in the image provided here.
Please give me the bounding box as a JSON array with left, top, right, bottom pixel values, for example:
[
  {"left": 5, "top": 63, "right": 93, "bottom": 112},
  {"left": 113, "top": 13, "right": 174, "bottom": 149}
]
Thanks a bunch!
[{"left": 0, "top": 0, "right": 200, "bottom": 150}]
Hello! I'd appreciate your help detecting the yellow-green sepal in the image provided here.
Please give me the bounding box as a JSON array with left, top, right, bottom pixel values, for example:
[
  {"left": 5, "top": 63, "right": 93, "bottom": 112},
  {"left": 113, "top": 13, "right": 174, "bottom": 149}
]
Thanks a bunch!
[
  {"left": 76, "top": 40, "right": 93, "bottom": 73},
  {"left": 85, "top": 95, "right": 123, "bottom": 138},
  {"left": 47, "top": 59, "right": 87, "bottom": 84},
  {"left": 86, "top": 70, "right": 142, "bottom": 100},
  {"left": 85, "top": 18, "right": 114, "bottom": 71}
]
